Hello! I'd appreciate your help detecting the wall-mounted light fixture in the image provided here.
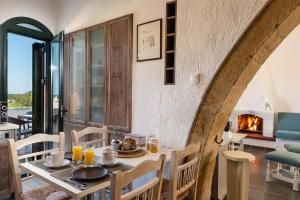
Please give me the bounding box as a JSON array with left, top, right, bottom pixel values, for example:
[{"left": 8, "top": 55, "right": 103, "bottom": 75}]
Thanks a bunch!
[{"left": 190, "top": 73, "right": 200, "bottom": 84}]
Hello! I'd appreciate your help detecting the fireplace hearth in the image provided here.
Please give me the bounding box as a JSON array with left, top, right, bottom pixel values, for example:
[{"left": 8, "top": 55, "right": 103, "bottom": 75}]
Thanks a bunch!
[
  {"left": 229, "top": 110, "right": 275, "bottom": 141},
  {"left": 238, "top": 114, "right": 263, "bottom": 134}
]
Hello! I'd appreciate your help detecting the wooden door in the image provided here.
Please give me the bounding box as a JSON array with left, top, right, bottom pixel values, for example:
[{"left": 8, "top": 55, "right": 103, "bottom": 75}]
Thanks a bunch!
[
  {"left": 106, "top": 14, "right": 133, "bottom": 132},
  {"left": 32, "top": 43, "right": 45, "bottom": 134}
]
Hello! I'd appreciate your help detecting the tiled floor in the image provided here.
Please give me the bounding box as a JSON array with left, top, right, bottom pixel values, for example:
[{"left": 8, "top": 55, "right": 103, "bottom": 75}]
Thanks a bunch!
[{"left": 245, "top": 145, "right": 300, "bottom": 200}]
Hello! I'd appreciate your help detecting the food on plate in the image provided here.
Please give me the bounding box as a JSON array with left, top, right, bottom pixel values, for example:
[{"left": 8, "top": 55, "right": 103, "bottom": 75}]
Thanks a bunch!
[{"left": 121, "top": 138, "right": 137, "bottom": 150}]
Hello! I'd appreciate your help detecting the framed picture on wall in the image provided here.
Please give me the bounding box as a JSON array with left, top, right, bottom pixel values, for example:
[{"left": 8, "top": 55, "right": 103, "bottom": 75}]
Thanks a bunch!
[{"left": 137, "top": 19, "right": 162, "bottom": 62}]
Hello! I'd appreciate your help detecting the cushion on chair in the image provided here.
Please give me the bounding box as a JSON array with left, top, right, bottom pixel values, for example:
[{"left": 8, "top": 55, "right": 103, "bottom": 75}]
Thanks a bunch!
[
  {"left": 21, "top": 185, "right": 70, "bottom": 200},
  {"left": 284, "top": 144, "right": 300, "bottom": 154},
  {"left": 276, "top": 130, "right": 300, "bottom": 140},
  {"left": 265, "top": 151, "right": 300, "bottom": 168}
]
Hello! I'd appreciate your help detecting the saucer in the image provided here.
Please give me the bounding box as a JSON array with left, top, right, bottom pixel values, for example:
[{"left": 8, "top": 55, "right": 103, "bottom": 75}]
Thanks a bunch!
[
  {"left": 44, "top": 159, "right": 70, "bottom": 168},
  {"left": 97, "top": 158, "right": 119, "bottom": 167}
]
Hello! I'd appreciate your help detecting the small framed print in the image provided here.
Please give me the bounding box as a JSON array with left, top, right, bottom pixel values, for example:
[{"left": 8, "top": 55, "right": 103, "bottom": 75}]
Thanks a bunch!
[{"left": 137, "top": 19, "right": 162, "bottom": 62}]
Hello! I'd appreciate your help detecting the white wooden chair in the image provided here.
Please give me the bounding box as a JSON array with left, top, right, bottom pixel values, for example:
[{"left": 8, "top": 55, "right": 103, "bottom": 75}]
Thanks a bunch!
[
  {"left": 72, "top": 126, "right": 109, "bottom": 148},
  {"left": 160, "top": 143, "right": 201, "bottom": 200},
  {"left": 8, "top": 132, "right": 70, "bottom": 200},
  {"left": 110, "top": 154, "right": 166, "bottom": 200},
  {"left": 72, "top": 126, "right": 108, "bottom": 199}
]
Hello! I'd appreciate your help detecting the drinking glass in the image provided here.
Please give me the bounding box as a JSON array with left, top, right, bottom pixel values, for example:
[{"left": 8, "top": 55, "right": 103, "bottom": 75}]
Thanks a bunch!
[
  {"left": 72, "top": 143, "right": 83, "bottom": 163},
  {"left": 84, "top": 144, "right": 95, "bottom": 166}
]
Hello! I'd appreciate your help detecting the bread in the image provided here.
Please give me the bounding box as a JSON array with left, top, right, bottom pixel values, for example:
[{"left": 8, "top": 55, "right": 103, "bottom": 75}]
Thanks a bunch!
[{"left": 122, "top": 138, "right": 137, "bottom": 150}]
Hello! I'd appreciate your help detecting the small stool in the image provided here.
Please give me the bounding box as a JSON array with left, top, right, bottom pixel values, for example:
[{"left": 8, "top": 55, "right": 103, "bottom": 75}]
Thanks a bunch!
[
  {"left": 223, "top": 151, "right": 255, "bottom": 200},
  {"left": 265, "top": 151, "right": 300, "bottom": 191}
]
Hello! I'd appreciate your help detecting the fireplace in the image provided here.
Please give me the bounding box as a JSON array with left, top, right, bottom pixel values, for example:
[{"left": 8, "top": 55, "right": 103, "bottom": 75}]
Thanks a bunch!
[{"left": 238, "top": 114, "right": 263, "bottom": 134}]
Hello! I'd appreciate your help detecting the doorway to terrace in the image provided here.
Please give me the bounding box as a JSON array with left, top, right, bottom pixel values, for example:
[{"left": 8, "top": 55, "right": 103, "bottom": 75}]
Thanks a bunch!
[
  {"left": 0, "top": 17, "right": 64, "bottom": 137},
  {"left": 7, "top": 33, "right": 44, "bottom": 139}
]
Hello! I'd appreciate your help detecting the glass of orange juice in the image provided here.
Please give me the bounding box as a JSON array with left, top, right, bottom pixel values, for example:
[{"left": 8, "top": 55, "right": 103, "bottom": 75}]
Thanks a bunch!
[
  {"left": 72, "top": 144, "right": 83, "bottom": 163},
  {"left": 84, "top": 146, "right": 95, "bottom": 166}
]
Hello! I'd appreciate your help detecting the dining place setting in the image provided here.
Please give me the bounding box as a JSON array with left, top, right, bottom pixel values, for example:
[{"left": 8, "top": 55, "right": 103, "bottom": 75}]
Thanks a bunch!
[{"left": 6, "top": 126, "right": 202, "bottom": 200}]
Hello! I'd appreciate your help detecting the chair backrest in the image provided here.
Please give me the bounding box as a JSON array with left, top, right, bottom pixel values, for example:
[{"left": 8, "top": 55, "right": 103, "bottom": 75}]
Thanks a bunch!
[
  {"left": 169, "top": 143, "right": 201, "bottom": 200},
  {"left": 277, "top": 112, "right": 300, "bottom": 131},
  {"left": 111, "top": 154, "right": 166, "bottom": 200},
  {"left": 8, "top": 132, "right": 65, "bottom": 199},
  {"left": 72, "top": 126, "right": 108, "bottom": 148}
]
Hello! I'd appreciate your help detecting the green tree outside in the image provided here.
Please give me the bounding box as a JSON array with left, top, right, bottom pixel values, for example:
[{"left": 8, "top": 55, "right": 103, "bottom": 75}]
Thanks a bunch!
[{"left": 8, "top": 90, "right": 32, "bottom": 108}]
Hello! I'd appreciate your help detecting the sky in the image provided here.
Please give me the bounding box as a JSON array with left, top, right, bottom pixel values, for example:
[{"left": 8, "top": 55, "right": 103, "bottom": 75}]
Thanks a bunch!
[{"left": 8, "top": 33, "right": 43, "bottom": 94}]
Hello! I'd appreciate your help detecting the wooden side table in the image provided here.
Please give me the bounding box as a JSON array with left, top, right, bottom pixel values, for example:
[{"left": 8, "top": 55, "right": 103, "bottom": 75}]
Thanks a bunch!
[
  {"left": 0, "top": 123, "right": 19, "bottom": 140},
  {"left": 223, "top": 151, "right": 255, "bottom": 200},
  {"left": 211, "top": 132, "right": 247, "bottom": 200}
]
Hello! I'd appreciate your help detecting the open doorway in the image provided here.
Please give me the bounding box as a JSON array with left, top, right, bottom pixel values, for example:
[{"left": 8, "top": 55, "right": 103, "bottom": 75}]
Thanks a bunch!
[
  {"left": 0, "top": 17, "right": 64, "bottom": 140},
  {"left": 7, "top": 33, "right": 45, "bottom": 139}
]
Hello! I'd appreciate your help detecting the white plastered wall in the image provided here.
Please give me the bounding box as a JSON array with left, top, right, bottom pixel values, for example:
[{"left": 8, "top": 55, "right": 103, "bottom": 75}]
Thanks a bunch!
[
  {"left": 53, "top": 0, "right": 269, "bottom": 148},
  {"left": 0, "top": 0, "right": 271, "bottom": 147}
]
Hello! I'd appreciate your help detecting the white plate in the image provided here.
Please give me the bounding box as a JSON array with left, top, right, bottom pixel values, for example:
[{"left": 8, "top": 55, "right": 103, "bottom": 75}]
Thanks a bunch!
[
  {"left": 44, "top": 159, "right": 71, "bottom": 168},
  {"left": 110, "top": 146, "right": 141, "bottom": 153},
  {"left": 97, "top": 158, "right": 119, "bottom": 167}
]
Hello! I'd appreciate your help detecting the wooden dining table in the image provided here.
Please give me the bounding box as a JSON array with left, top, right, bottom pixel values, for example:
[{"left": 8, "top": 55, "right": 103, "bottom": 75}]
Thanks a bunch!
[{"left": 20, "top": 146, "right": 173, "bottom": 199}]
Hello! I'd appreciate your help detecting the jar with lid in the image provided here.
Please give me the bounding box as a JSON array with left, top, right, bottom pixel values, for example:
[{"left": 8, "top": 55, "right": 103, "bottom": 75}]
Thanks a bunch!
[{"left": 147, "top": 136, "right": 159, "bottom": 153}]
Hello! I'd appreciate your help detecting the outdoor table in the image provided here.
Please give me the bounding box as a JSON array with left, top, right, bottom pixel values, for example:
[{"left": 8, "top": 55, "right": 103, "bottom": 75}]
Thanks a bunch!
[
  {"left": 17, "top": 114, "right": 32, "bottom": 121},
  {"left": 19, "top": 146, "right": 173, "bottom": 199},
  {"left": 0, "top": 123, "right": 19, "bottom": 140}
]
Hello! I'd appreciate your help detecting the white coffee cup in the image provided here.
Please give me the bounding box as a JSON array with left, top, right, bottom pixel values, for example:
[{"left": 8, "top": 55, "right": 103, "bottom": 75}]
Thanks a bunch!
[
  {"left": 102, "top": 149, "right": 118, "bottom": 165},
  {"left": 111, "top": 139, "right": 122, "bottom": 150},
  {"left": 48, "top": 151, "right": 65, "bottom": 166}
]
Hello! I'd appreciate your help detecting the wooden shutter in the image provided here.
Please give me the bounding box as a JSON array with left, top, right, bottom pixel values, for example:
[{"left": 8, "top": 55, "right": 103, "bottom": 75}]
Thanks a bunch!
[{"left": 106, "top": 14, "right": 133, "bottom": 132}]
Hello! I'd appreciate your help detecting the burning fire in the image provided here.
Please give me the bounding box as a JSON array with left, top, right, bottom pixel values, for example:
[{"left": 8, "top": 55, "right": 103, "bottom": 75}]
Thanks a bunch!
[
  {"left": 238, "top": 114, "right": 263, "bottom": 134},
  {"left": 248, "top": 117, "right": 258, "bottom": 131}
]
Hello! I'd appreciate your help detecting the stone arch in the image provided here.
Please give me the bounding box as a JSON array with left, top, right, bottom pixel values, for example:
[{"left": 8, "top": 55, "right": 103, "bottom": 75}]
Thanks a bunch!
[{"left": 186, "top": 0, "right": 300, "bottom": 199}]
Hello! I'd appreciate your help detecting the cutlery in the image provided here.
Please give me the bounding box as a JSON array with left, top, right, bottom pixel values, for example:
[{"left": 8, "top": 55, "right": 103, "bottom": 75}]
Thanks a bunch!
[
  {"left": 64, "top": 177, "right": 87, "bottom": 190},
  {"left": 70, "top": 177, "right": 87, "bottom": 187}
]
